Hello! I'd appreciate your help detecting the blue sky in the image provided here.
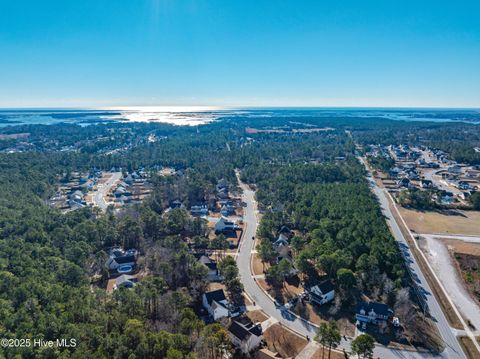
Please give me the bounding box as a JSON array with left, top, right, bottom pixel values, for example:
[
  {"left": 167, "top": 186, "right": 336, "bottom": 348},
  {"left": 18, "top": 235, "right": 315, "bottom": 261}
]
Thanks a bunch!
[{"left": 0, "top": 0, "right": 479, "bottom": 108}]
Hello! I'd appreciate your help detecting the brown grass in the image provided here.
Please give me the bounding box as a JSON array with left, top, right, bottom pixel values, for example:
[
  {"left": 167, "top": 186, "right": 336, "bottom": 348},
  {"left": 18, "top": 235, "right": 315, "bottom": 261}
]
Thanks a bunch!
[
  {"left": 252, "top": 253, "right": 268, "bottom": 276},
  {"left": 389, "top": 201, "right": 464, "bottom": 330},
  {"left": 459, "top": 336, "right": 480, "bottom": 359},
  {"left": 246, "top": 310, "right": 269, "bottom": 323},
  {"left": 206, "top": 282, "right": 226, "bottom": 291},
  {"left": 293, "top": 301, "right": 326, "bottom": 326},
  {"left": 263, "top": 324, "right": 308, "bottom": 358},
  {"left": 450, "top": 252, "right": 480, "bottom": 309},
  {"left": 311, "top": 348, "right": 347, "bottom": 359},
  {"left": 443, "top": 240, "right": 480, "bottom": 256},
  {"left": 258, "top": 277, "right": 304, "bottom": 304},
  {"left": 399, "top": 208, "right": 480, "bottom": 236}
]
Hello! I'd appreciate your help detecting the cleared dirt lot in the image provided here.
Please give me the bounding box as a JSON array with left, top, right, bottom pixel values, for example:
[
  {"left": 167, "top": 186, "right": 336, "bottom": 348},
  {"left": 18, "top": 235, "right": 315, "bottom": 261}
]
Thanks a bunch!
[
  {"left": 263, "top": 323, "right": 308, "bottom": 358},
  {"left": 399, "top": 208, "right": 480, "bottom": 235}
]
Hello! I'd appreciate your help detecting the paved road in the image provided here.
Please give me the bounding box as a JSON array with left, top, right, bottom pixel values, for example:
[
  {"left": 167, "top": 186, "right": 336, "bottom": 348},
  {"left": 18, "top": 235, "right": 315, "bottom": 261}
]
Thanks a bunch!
[
  {"left": 358, "top": 157, "right": 467, "bottom": 359},
  {"left": 92, "top": 172, "right": 122, "bottom": 210},
  {"left": 236, "top": 171, "right": 459, "bottom": 358}
]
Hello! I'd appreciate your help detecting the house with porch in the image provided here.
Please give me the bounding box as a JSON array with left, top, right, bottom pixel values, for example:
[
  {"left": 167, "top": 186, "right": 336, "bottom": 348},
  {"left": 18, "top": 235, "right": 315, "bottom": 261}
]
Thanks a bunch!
[{"left": 356, "top": 301, "right": 393, "bottom": 325}]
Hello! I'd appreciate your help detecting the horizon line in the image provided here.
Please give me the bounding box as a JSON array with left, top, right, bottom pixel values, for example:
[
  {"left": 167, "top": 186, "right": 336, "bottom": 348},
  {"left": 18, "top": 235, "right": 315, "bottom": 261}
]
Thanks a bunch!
[{"left": 0, "top": 105, "right": 479, "bottom": 111}]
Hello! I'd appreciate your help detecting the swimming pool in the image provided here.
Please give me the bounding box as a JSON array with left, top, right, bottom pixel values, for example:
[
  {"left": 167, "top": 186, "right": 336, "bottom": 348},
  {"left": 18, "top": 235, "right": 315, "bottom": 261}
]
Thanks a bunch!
[{"left": 117, "top": 265, "right": 133, "bottom": 274}]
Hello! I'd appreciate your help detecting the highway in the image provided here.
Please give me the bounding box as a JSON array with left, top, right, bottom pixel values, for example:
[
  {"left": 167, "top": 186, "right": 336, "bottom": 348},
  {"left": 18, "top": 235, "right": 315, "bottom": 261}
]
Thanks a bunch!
[{"left": 236, "top": 167, "right": 466, "bottom": 358}]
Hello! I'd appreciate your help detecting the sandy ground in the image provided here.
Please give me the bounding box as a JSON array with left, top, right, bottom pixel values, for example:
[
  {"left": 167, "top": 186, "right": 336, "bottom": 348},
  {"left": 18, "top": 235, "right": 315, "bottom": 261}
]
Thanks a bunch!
[
  {"left": 420, "top": 236, "right": 480, "bottom": 332},
  {"left": 400, "top": 208, "right": 480, "bottom": 236}
]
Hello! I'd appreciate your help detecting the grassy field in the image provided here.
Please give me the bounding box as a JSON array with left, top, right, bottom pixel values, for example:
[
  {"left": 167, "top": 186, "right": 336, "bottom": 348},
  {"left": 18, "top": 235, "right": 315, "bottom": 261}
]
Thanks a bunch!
[{"left": 399, "top": 208, "right": 480, "bottom": 235}]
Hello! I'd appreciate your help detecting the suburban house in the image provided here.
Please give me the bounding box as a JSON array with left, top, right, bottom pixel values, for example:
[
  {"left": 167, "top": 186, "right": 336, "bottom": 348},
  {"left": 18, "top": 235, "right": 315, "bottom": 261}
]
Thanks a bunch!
[
  {"left": 389, "top": 167, "right": 401, "bottom": 178},
  {"left": 220, "top": 204, "right": 235, "bottom": 216},
  {"left": 448, "top": 165, "right": 463, "bottom": 174},
  {"left": 421, "top": 179, "right": 433, "bottom": 188},
  {"left": 69, "top": 190, "right": 84, "bottom": 203},
  {"left": 440, "top": 192, "right": 455, "bottom": 205},
  {"left": 105, "top": 248, "right": 138, "bottom": 270},
  {"left": 407, "top": 170, "right": 420, "bottom": 180},
  {"left": 308, "top": 280, "right": 335, "bottom": 305},
  {"left": 398, "top": 177, "right": 411, "bottom": 188},
  {"left": 202, "top": 289, "right": 231, "bottom": 320},
  {"left": 356, "top": 301, "right": 393, "bottom": 325},
  {"left": 215, "top": 217, "right": 236, "bottom": 233},
  {"left": 197, "top": 255, "right": 224, "bottom": 282},
  {"left": 228, "top": 317, "right": 263, "bottom": 354},
  {"left": 191, "top": 204, "right": 209, "bottom": 216}
]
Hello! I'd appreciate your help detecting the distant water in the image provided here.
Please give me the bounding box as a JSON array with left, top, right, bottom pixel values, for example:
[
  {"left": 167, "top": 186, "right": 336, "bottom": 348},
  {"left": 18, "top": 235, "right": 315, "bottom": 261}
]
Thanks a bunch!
[{"left": 0, "top": 107, "right": 479, "bottom": 127}]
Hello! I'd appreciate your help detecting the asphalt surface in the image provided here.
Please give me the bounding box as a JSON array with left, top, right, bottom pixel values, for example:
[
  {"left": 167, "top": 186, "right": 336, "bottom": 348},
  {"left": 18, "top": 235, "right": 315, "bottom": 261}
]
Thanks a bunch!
[
  {"left": 236, "top": 167, "right": 466, "bottom": 359},
  {"left": 92, "top": 172, "right": 122, "bottom": 210}
]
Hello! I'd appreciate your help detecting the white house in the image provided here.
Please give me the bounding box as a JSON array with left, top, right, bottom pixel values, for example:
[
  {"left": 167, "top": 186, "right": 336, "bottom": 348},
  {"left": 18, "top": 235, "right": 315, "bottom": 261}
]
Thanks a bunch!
[
  {"left": 356, "top": 301, "right": 392, "bottom": 325},
  {"left": 215, "top": 217, "right": 236, "bottom": 233},
  {"left": 202, "top": 289, "right": 230, "bottom": 320},
  {"left": 228, "top": 318, "right": 263, "bottom": 354},
  {"left": 105, "top": 248, "right": 138, "bottom": 270},
  {"left": 191, "top": 204, "right": 209, "bottom": 216},
  {"left": 308, "top": 280, "right": 335, "bottom": 305}
]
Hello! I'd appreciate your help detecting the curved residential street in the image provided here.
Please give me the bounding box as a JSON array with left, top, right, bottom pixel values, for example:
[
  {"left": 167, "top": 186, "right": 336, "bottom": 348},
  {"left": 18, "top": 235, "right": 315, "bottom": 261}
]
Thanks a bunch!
[
  {"left": 92, "top": 172, "right": 122, "bottom": 210},
  {"left": 236, "top": 167, "right": 466, "bottom": 359}
]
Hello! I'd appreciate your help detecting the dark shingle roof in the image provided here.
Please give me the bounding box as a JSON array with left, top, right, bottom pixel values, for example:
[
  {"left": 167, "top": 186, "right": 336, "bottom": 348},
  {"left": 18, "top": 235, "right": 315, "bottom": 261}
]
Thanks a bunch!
[
  {"left": 356, "top": 301, "right": 391, "bottom": 317},
  {"left": 228, "top": 319, "right": 262, "bottom": 341},
  {"left": 114, "top": 255, "right": 136, "bottom": 264},
  {"left": 204, "top": 289, "right": 226, "bottom": 305},
  {"left": 316, "top": 280, "right": 334, "bottom": 294},
  {"left": 228, "top": 321, "right": 250, "bottom": 340}
]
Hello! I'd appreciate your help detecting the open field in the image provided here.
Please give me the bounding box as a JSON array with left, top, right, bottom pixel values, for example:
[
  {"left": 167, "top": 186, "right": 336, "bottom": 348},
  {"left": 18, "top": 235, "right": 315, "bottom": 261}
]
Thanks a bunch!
[
  {"left": 399, "top": 207, "right": 480, "bottom": 235},
  {"left": 443, "top": 240, "right": 480, "bottom": 256},
  {"left": 389, "top": 202, "right": 464, "bottom": 330},
  {"left": 451, "top": 252, "right": 480, "bottom": 308}
]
